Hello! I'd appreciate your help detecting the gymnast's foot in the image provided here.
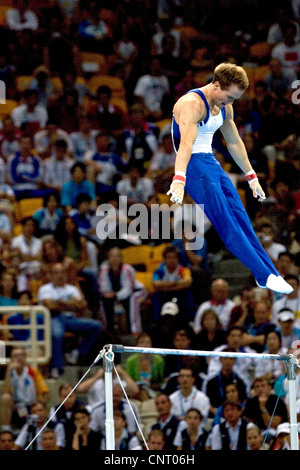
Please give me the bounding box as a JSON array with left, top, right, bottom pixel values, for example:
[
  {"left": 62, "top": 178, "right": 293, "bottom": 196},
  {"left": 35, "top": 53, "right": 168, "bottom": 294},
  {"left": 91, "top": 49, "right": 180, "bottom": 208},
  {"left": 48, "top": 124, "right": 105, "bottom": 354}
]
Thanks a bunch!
[{"left": 265, "top": 274, "right": 293, "bottom": 294}]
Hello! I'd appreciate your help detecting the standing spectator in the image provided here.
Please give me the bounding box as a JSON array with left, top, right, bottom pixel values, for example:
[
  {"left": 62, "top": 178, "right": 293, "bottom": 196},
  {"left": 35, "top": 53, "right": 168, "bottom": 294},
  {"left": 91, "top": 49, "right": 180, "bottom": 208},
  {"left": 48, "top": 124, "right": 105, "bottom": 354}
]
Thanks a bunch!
[
  {"left": 98, "top": 246, "right": 146, "bottom": 335},
  {"left": 150, "top": 393, "right": 180, "bottom": 450},
  {"left": 133, "top": 55, "right": 170, "bottom": 121},
  {"left": 208, "top": 400, "right": 248, "bottom": 450},
  {"left": 7, "top": 134, "right": 43, "bottom": 200},
  {"left": 152, "top": 245, "right": 195, "bottom": 323},
  {"left": 6, "top": 0, "right": 39, "bottom": 32},
  {"left": 0, "top": 346, "right": 49, "bottom": 431},
  {"left": 42, "top": 139, "right": 74, "bottom": 193},
  {"left": 37, "top": 262, "right": 103, "bottom": 377},
  {"left": 193, "top": 278, "right": 235, "bottom": 334},
  {"left": 14, "top": 401, "right": 65, "bottom": 450},
  {"left": 243, "top": 376, "right": 288, "bottom": 438},
  {"left": 11, "top": 90, "right": 48, "bottom": 136},
  {"left": 169, "top": 368, "right": 210, "bottom": 421},
  {"left": 173, "top": 408, "right": 209, "bottom": 450},
  {"left": 60, "top": 162, "right": 97, "bottom": 212}
]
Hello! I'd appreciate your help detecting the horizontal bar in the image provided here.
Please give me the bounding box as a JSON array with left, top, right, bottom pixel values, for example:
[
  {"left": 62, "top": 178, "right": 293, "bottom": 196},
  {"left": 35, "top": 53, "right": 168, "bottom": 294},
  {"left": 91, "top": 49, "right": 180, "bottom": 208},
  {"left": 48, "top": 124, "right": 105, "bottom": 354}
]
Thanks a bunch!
[{"left": 109, "top": 344, "right": 293, "bottom": 362}]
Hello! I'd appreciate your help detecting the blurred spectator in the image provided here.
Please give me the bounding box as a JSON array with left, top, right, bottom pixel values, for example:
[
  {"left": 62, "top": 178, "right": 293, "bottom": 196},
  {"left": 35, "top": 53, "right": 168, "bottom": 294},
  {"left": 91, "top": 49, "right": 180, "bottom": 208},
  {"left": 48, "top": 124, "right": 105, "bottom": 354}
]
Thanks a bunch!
[
  {"left": 87, "top": 85, "right": 128, "bottom": 139},
  {"left": 212, "top": 381, "right": 246, "bottom": 427},
  {"left": 0, "top": 52, "right": 17, "bottom": 101},
  {"left": 271, "top": 274, "right": 300, "bottom": 333},
  {"left": 0, "top": 270, "right": 18, "bottom": 307},
  {"left": 69, "top": 407, "right": 102, "bottom": 450},
  {"left": 37, "top": 262, "right": 102, "bottom": 377},
  {"left": 276, "top": 251, "right": 295, "bottom": 278},
  {"left": 151, "top": 14, "right": 181, "bottom": 58},
  {"left": 11, "top": 90, "right": 48, "bottom": 136},
  {"left": 77, "top": 1, "right": 112, "bottom": 53},
  {"left": 149, "top": 393, "right": 180, "bottom": 450},
  {"left": 242, "top": 301, "right": 276, "bottom": 353},
  {"left": 133, "top": 55, "right": 170, "bottom": 121},
  {"left": 101, "top": 410, "right": 142, "bottom": 450},
  {"left": 277, "top": 308, "right": 300, "bottom": 349},
  {"left": 253, "top": 330, "right": 287, "bottom": 384},
  {"left": 7, "top": 134, "right": 43, "bottom": 200},
  {"left": 146, "top": 130, "right": 176, "bottom": 194},
  {"left": 98, "top": 246, "right": 146, "bottom": 335},
  {"left": 265, "top": 58, "right": 297, "bottom": 98},
  {"left": 0, "top": 116, "right": 21, "bottom": 161},
  {"left": 14, "top": 401, "right": 65, "bottom": 450},
  {"left": 146, "top": 428, "right": 165, "bottom": 450},
  {"left": 117, "top": 103, "right": 159, "bottom": 174},
  {"left": 0, "top": 430, "right": 16, "bottom": 450},
  {"left": 246, "top": 424, "right": 268, "bottom": 450},
  {"left": 114, "top": 23, "right": 139, "bottom": 83},
  {"left": 39, "top": 235, "right": 78, "bottom": 285},
  {"left": 255, "top": 220, "right": 286, "bottom": 264},
  {"left": 116, "top": 164, "right": 154, "bottom": 205},
  {"left": 271, "top": 21, "right": 300, "bottom": 76},
  {"left": 125, "top": 333, "right": 165, "bottom": 400},
  {"left": 7, "top": 290, "right": 45, "bottom": 342},
  {"left": 191, "top": 309, "right": 227, "bottom": 352},
  {"left": 60, "top": 162, "right": 97, "bottom": 212},
  {"left": 173, "top": 408, "right": 209, "bottom": 450},
  {"left": 69, "top": 116, "right": 98, "bottom": 162},
  {"left": 174, "top": 69, "right": 201, "bottom": 102},
  {"left": 39, "top": 428, "right": 61, "bottom": 451},
  {"left": 148, "top": 301, "right": 185, "bottom": 349},
  {"left": 33, "top": 192, "right": 63, "bottom": 237},
  {"left": 6, "top": 0, "right": 39, "bottom": 32},
  {"left": 152, "top": 245, "right": 195, "bottom": 323},
  {"left": 228, "top": 286, "right": 256, "bottom": 329},
  {"left": 11, "top": 216, "right": 42, "bottom": 280},
  {"left": 193, "top": 279, "right": 235, "bottom": 334},
  {"left": 33, "top": 120, "right": 73, "bottom": 160},
  {"left": 28, "top": 66, "right": 55, "bottom": 108},
  {"left": 84, "top": 131, "right": 126, "bottom": 196},
  {"left": 0, "top": 346, "right": 49, "bottom": 431},
  {"left": 267, "top": 5, "right": 300, "bottom": 45},
  {"left": 41, "top": 140, "right": 74, "bottom": 192}
]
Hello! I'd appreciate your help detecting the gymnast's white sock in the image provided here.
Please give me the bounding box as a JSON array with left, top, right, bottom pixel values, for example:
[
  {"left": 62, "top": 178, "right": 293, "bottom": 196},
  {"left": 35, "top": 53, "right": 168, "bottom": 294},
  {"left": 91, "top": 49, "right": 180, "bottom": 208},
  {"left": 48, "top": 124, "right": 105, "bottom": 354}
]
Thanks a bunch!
[{"left": 265, "top": 274, "right": 294, "bottom": 294}]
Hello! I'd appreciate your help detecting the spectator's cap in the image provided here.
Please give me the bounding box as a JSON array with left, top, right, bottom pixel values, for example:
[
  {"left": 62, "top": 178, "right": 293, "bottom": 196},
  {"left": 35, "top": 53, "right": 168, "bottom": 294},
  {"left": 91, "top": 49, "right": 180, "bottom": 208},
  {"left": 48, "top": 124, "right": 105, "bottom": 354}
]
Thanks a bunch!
[
  {"left": 278, "top": 309, "right": 294, "bottom": 322},
  {"left": 276, "top": 422, "right": 290, "bottom": 436},
  {"left": 161, "top": 301, "right": 179, "bottom": 316}
]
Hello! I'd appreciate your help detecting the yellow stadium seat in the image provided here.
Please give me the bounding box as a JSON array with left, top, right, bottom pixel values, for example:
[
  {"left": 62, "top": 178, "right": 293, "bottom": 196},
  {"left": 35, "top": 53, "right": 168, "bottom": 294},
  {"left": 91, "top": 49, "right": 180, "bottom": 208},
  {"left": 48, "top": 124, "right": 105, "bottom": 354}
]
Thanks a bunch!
[
  {"left": 249, "top": 42, "right": 271, "bottom": 63},
  {"left": 87, "top": 75, "right": 125, "bottom": 99},
  {"left": 254, "top": 65, "right": 270, "bottom": 84},
  {"left": 16, "top": 75, "right": 34, "bottom": 92},
  {"left": 135, "top": 271, "right": 154, "bottom": 294},
  {"left": 110, "top": 97, "right": 128, "bottom": 113},
  {"left": 14, "top": 198, "right": 43, "bottom": 222},
  {"left": 81, "top": 52, "right": 106, "bottom": 73},
  {"left": 0, "top": 6, "right": 11, "bottom": 26},
  {"left": 121, "top": 245, "right": 152, "bottom": 269},
  {"left": 155, "top": 118, "right": 172, "bottom": 131},
  {"left": 0, "top": 99, "right": 18, "bottom": 118}
]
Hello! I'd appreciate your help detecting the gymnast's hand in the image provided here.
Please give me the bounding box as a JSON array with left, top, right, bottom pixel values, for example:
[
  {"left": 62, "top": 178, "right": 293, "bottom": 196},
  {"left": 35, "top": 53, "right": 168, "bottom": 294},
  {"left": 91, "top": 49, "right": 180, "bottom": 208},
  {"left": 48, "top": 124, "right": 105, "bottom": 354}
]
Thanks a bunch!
[
  {"left": 249, "top": 179, "right": 266, "bottom": 202},
  {"left": 167, "top": 181, "right": 185, "bottom": 204}
]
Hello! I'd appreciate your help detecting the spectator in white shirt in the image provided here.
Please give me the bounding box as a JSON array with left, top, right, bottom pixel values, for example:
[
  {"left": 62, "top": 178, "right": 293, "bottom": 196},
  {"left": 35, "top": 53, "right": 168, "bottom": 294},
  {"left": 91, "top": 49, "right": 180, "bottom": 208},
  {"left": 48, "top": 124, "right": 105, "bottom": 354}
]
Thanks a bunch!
[
  {"left": 6, "top": 0, "right": 39, "bottom": 32},
  {"left": 42, "top": 139, "right": 74, "bottom": 192},
  {"left": 11, "top": 89, "right": 48, "bottom": 135},
  {"left": 34, "top": 120, "right": 73, "bottom": 160},
  {"left": 116, "top": 164, "right": 154, "bottom": 205}
]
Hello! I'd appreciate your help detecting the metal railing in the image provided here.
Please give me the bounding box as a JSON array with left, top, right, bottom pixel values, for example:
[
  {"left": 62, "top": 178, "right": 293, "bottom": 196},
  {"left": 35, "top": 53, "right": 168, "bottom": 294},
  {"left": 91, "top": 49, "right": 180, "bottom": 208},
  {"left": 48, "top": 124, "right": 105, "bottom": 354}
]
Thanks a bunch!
[{"left": 0, "top": 306, "right": 51, "bottom": 367}]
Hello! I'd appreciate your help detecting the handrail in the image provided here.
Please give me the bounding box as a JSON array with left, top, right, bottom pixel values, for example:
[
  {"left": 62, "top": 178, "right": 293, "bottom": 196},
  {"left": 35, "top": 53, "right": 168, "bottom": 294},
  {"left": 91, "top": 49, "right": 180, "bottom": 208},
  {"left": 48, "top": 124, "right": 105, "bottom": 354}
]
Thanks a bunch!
[{"left": 0, "top": 306, "right": 51, "bottom": 367}]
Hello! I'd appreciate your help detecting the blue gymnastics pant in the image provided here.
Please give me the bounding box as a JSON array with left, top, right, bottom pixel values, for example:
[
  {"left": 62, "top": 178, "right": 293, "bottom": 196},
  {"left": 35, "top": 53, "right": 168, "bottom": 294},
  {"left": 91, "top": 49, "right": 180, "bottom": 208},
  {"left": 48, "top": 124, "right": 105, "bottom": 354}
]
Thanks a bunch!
[{"left": 185, "top": 153, "right": 278, "bottom": 286}]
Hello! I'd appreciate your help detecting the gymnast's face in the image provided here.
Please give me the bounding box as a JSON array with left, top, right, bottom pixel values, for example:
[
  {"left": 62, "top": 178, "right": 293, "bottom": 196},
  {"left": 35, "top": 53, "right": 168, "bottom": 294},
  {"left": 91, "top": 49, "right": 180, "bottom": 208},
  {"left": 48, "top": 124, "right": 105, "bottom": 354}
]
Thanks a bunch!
[{"left": 213, "top": 83, "right": 244, "bottom": 108}]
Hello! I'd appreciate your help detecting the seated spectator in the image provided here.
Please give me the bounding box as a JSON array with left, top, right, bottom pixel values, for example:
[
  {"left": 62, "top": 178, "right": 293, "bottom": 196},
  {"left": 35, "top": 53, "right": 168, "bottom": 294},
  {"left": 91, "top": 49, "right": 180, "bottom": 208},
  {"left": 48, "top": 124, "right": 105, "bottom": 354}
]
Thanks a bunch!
[
  {"left": 152, "top": 245, "right": 195, "bottom": 323},
  {"left": 98, "top": 246, "right": 146, "bottom": 336},
  {"left": 14, "top": 401, "right": 65, "bottom": 450},
  {"left": 6, "top": 0, "right": 39, "bottom": 32},
  {"left": 193, "top": 278, "right": 235, "bottom": 334},
  {"left": 0, "top": 52, "right": 17, "bottom": 101},
  {"left": 34, "top": 120, "right": 73, "bottom": 160},
  {"left": 173, "top": 408, "right": 209, "bottom": 450},
  {"left": 146, "top": 131, "right": 176, "bottom": 194},
  {"left": 69, "top": 116, "right": 98, "bottom": 162},
  {"left": 255, "top": 219, "right": 287, "bottom": 265},
  {"left": 28, "top": 66, "right": 55, "bottom": 109},
  {"left": 37, "top": 262, "right": 103, "bottom": 377},
  {"left": 60, "top": 162, "right": 97, "bottom": 212},
  {"left": 39, "top": 428, "right": 61, "bottom": 451},
  {"left": 87, "top": 85, "right": 127, "bottom": 139},
  {"left": 149, "top": 393, "right": 180, "bottom": 450},
  {"left": 207, "top": 400, "right": 248, "bottom": 450},
  {"left": 212, "top": 381, "right": 247, "bottom": 427},
  {"left": 0, "top": 116, "right": 21, "bottom": 160},
  {"left": 101, "top": 410, "right": 142, "bottom": 450},
  {"left": 39, "top": 236, "right": 78, "bottom": 285},
  {"left": 276, "top": 252, "right": 295, "bottom": 280},
  {"left": 116, "top": 164, "right": 154, "bottom": 205},
  {"left": 0, "top": 346, "right": 49, "bottom": 431},
  {"left": 191, "top": 308, "right": 227, "bottom": 353},
  {"left": 148, "top": 301, "right": 185, "bottom": 349},
  {"left": 253, "top": 330, "right": 287, "bottom": 384},
  {"left": 117, "top": 103, "right": 159, "bottom": 175},
  {"left": 11, "top": 217, "right": 42, "bottom": 281},
  {"left": 271, "top": 275, "right": 300, "bottom": 332},
  {"left": 77, "top": 365, "right": 139, "bottom": 408},
  {"left": 265, "top": 58, "right": 297, "bottom": 98},
  {"left": 246, "top": 424, "right": 268, "bottom": 450},
  {"left": 7, "top": 290, "right": 44, "bottom": 342},
  {"left": 277, "top": 308, "right": 300, "bottom": 349},
  {"left": 269, "top": 422, "right": 293, "bottom": 450},
  {"left": 33, "top": 192, "right": 63, "bottom": 237},
  {"left": 0, "top": 430, "right": 17, "bottom": 450},
  {"left": 68, "top": 193, "right": 98, "bottom": 243},
  {"left": 125, "top": 333, "right": 165, "bottom": 400},
  {"left": 0, "top": 181, "right": 16, "bottom": 218},
  {"left": 0, "top": 269, "right": 18, "bottom": 307},
  {"left": 41, "top": 139, "right": 74, "bottom": 192},
  {"left": 11, "top": 90, "right": 48, "bottom": 136},
  {"left": 242, "top": 301, "right": 276, "bottom": 353},
  {"left": 243, "top": 376, "right": 288, "bottom": 440},
  {"left": 7, "top": 134, "right": 44, "bottom": 200},
  {"left": 202, "top": 349, "right": 250, "bottom": 415},
  {"left": 89, "top": 382, "right": 141, "bottom": 436},
  {"left": 0, "top": 209, "right": 12, "bottom": 242},
  {"left": 228, "top": 286, "right": 256, "bottom": 329},
  {"left": 84, "top": 131, "right": 126, "bottom": 196},
  {"left": 168, "top": 368, "right": 210, "bottom": 422},
  {"left": 146, "top": 428, "right": 165, "bottom": 450},
  {"left": 69, "top": 407, "right": 102, "bottom": 450},
  {"left": 133, "top": 55, "right": 170, "bottom": 122},
  {"left": 77, "top": 1, "right": 112, "bottom": 54},
  {"left": 271, "top": 22, "right": 300, "bottom": 77}
]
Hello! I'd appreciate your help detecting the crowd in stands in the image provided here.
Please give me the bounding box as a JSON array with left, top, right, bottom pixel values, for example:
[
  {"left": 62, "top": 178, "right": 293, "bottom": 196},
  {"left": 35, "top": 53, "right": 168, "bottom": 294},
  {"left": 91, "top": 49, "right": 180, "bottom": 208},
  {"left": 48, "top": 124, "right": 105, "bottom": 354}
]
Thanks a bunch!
[{"left": 0, "top": 0, "right": 300, "bottom": 451}]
